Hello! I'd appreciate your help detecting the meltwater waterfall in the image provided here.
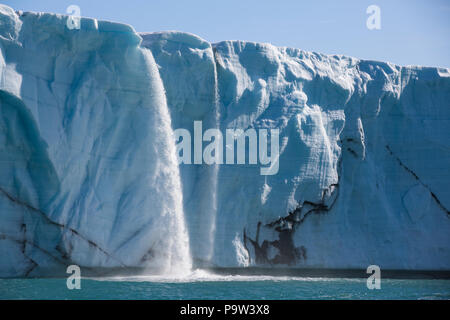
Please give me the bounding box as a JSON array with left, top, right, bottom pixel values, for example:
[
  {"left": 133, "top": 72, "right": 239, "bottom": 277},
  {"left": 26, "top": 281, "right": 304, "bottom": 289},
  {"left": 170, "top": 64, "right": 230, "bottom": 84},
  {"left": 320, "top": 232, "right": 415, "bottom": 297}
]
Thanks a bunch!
[
  {"left": 140, "top": 32, "right": 223, "bottom": 267},
  {"left": 139, "top": 48, "right": 192, "bottom": 274}
]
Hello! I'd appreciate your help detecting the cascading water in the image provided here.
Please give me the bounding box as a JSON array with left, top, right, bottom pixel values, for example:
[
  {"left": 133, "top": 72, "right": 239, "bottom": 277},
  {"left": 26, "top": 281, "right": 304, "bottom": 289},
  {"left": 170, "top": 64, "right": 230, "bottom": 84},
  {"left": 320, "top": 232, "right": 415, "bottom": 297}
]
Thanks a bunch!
[
  {"left": 140, "top": 48, "right": 192, "bottom": 275},
  {"left": 138, "top": 32, "right": 222, "bottom": 269},
  {"left": 187, "top": 46, "right": 222, "bottom": 265},
  {"left": 207, "top": 53, "right": 221, "bottom": 263}
]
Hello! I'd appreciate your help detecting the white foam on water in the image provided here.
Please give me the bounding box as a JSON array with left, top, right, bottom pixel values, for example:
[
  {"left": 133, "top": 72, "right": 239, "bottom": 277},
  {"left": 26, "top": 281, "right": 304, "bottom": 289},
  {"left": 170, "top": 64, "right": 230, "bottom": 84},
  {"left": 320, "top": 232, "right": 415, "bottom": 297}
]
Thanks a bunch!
[{"left": 87, "top": 269, "right": 362, "bottom": 283}]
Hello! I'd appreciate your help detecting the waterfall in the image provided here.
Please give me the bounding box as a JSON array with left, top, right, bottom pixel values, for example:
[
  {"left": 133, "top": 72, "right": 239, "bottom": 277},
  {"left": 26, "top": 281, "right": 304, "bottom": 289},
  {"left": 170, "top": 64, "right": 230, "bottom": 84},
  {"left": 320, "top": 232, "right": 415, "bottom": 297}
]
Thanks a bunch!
[
  {"left": 208, "top": 52, "right": 221, "bottom": 262},
  {"left": 140, "top": 48, "right": 192, "bottom": 274},
  {"left": 198, "top": 52, "right": 222, "bottom": 264}
]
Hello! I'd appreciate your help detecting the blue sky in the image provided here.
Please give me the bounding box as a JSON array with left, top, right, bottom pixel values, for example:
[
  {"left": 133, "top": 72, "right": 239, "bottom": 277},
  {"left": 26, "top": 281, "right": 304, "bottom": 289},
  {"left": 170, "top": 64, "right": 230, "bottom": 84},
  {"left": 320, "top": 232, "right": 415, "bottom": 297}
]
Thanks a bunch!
[{"left": 5, "top": 0, "right": 450, "bottom": 67}]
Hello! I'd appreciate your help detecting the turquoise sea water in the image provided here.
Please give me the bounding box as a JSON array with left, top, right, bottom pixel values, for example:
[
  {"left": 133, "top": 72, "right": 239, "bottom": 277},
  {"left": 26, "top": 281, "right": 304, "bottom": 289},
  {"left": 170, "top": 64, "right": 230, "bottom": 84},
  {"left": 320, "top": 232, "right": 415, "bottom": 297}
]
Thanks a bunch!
[{"left": 1, "top": 271, "right": 449, "bottom": 300}]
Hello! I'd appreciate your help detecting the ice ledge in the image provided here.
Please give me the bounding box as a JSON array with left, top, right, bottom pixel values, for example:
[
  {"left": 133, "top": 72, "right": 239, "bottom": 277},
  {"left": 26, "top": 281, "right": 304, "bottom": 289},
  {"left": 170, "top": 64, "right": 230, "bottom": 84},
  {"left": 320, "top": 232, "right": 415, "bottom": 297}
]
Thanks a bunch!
[{"left": 140, "top": 31, "right": 211, "bottom": 50}]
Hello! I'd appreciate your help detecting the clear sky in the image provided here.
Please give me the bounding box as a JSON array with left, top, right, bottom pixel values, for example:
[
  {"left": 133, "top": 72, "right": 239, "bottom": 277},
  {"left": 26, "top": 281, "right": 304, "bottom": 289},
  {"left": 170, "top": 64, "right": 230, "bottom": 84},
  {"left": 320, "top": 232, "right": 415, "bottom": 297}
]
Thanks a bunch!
[{"left": 5, "top": 0, "right": 450, "bottom": 68}]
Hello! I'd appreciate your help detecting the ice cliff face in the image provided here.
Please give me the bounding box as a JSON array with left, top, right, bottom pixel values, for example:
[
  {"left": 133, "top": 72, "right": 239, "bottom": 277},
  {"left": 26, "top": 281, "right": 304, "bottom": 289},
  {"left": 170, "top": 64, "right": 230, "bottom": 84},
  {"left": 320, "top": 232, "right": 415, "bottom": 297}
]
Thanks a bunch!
[
  {"left": 0, "top": 5, "right": 449, "bottom": 277},
  {"left": 0, "top": 6, "right": 191, "bottom": 276}
]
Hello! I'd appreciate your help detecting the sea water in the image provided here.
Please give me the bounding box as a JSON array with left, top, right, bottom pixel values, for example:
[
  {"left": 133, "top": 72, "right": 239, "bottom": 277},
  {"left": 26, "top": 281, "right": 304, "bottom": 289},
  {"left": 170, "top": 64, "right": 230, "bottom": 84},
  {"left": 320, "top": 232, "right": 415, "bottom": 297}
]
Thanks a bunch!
[{"left": 0, "top": 271, "right": 449, "bottom": 300}]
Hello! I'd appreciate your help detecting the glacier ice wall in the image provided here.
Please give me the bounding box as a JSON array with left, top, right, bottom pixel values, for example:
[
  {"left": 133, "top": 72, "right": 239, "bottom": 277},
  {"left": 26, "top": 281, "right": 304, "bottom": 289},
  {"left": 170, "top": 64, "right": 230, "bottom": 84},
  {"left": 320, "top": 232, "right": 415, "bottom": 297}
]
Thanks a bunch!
[
  {"left": 0, "top": 5, "right": 449, "bottom": 276},
  {"left": 209, "top": 42, "right": 450, "bottom": 270}
]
